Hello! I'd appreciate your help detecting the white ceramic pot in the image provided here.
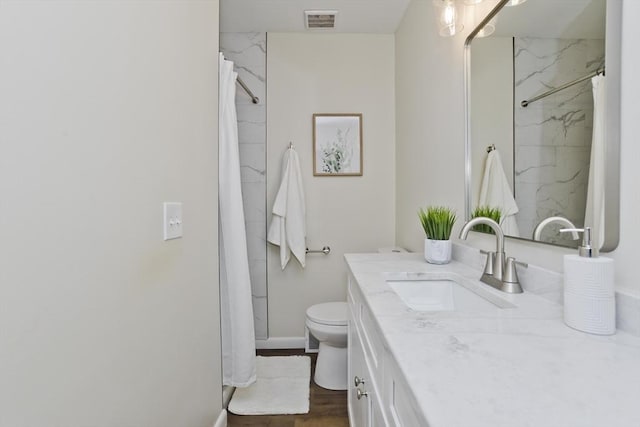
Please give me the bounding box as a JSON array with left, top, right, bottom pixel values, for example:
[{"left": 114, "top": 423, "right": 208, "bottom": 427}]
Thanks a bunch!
[{"left": 424, "top": 238, "right": 452, "bottom": 264}]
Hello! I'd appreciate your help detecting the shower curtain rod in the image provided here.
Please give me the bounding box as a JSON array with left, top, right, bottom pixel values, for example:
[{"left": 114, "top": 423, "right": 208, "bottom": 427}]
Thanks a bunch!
[
  {"left": 236, "top": 76, "right": 259, "bottom": 104},
  {"left": 521, "top": 67, "right": 605, "bottom": 108}
]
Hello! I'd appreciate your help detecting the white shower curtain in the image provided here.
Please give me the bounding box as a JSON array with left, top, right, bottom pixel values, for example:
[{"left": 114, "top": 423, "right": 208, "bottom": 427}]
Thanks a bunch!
[
  {"left": 218, "top": 53, "right": 256, "bottom": 387},
  {"left": 584, "top": 75, "right": 606, "bottom": 250}
]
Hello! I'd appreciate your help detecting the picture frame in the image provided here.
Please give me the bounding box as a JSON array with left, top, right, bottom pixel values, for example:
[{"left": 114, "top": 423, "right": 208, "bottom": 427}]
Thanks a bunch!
[{"left": 312, "top": 113, "right": 363, "bottom": 176}]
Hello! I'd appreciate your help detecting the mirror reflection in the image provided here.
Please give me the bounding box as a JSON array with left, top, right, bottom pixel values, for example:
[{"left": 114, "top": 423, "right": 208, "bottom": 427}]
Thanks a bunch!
[{"left": 467, "top": 0, "right": 611, "bottom": 249}]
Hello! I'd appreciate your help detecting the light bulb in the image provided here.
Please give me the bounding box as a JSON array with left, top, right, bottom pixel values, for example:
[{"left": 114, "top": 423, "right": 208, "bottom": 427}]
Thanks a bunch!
[
  {"left": 436, "top": 0, "right": 464, "bottom": 37},
  {"left": 443, "top": 3, "right": 455, "bottom": 25}
]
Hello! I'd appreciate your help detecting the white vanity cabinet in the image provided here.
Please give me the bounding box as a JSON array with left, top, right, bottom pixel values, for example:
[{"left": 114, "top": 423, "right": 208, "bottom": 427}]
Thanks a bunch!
[
  {"left": 348, "top": 316, "right": 377, "bottom": 426},
  {"left": 348, "top": 281, "right": 385, "bottom": 427},
  {"left": 348, "top": 274, "right": 428, "bottom": 427},
  {"left": 345, "top": 253, "right": 640, "bottom": 426}
]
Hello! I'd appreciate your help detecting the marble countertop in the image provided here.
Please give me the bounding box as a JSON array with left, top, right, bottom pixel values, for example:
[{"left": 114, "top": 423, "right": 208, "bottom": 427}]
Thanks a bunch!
[{"left": 345, "top": 252, "right": 640, "bottom": 427}]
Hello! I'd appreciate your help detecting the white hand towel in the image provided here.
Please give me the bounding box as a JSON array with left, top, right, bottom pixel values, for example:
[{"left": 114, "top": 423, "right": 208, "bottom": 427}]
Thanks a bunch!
[
  {"left": 267, "top": 147, "right": 306, "bottom": 269},
  {"left": 479, "top": 150, "right": 520, "bottom": 237}
]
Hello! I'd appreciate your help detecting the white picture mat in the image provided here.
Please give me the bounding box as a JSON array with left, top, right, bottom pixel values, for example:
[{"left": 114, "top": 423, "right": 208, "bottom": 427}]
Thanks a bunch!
[{"left": 314, "top": 114, "right": 362, "bottom": 175}]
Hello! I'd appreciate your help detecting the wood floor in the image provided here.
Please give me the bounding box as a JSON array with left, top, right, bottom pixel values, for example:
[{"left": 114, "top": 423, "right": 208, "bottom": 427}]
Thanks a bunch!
[{"left": 227, "top": 349, "right": 349, "bottom": 427}]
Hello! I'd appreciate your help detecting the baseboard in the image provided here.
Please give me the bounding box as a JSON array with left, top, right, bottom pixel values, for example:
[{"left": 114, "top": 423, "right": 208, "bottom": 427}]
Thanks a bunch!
[
  {"left": 304, "top": 326, "right": 319, "bottom": 353},
  {"left": 255, "top": 337, "right": 305, "bottom": 349},
  {"left": 213, "top": 409, "right": 227, "bottom": 427}
]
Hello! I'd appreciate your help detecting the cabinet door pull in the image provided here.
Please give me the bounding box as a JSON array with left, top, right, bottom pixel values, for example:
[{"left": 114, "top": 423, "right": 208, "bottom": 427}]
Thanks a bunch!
[
  {"left": 356, "top": 388, "right": 369, "bottom": 400},
  {"left": 354, "top": 376, "right": 366, "bottom": 387}
]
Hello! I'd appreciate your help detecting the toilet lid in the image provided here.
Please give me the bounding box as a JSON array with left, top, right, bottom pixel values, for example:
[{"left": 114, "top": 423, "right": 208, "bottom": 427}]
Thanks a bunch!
[{"left": 306, "top": 302, "right": 348, "bottom": 326}]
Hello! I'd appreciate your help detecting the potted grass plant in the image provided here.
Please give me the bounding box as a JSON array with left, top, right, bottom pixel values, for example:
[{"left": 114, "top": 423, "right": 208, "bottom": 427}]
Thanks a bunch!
[
  {"left": 418, "top": 206, "right": 457, "bottom": 264},
  {"left": 471, "top": 206, "right": 502, "bottom": 234}
]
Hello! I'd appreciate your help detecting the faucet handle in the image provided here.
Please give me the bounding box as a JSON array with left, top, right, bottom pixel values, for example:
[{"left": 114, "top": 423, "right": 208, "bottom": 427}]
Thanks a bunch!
[
  {"left": 502, "top": 257, "right": 524, "bottom": 293},
  {"left": 513, "top": 260, "right": 528, "bottom": 268},
  {"left": 480, "top": 251, "right": 495, "bottom": 276}
]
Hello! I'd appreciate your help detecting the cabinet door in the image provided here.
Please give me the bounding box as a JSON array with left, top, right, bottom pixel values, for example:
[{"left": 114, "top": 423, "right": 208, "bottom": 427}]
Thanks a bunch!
[
  {"left": 384, "top": 353, "right": 428, "bottom": 427},
  {"left": 348, "top": 317, "right": 371, "bottom": 427},
  {"left": 370, "top": 390, "right": 386, "bottom": 427}
]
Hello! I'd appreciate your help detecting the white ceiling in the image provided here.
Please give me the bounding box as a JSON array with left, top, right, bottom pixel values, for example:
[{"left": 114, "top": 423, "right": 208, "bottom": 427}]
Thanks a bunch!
[
  {"left": 219, "top": 0, "right": 412, "bottom": 33},
  {"left": 492, "top": 0, "right": 606, "bottom": 39},
  {"left": 220, "top": 0, "right": 606, "bottom": 38}
]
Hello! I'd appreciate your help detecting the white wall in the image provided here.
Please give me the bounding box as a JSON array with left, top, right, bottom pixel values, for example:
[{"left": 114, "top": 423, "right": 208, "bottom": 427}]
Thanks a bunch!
[
  {"left": 470, "top": 37, "right": 514, "bottom": 204},
  {"left": 395, "top": 0, "right": 467, "bottom": 251},
  {"left": 0, "top": 2, "right": 223, "bottom": 426},
  {"left": 267, "top": 33, "right": 396, "bottom": 338},
  {"left": 395, "top": 0, "right": 640, "bottom": 294}
]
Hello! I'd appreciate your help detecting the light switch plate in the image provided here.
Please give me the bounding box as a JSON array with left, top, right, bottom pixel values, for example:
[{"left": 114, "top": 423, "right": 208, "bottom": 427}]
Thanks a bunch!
[{"left": 163, "top": 202, "right": 183, "bottom": 240}]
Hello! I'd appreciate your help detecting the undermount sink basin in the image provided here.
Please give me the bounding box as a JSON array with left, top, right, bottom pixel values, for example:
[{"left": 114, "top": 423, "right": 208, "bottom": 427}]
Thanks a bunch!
[{"left": 384, "top": 273, "right": 515, "bottom": 312}]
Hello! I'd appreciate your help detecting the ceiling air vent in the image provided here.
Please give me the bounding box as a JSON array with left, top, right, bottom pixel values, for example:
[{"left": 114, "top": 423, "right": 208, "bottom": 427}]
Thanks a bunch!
[{"left": 304, "top": 10, "right": 338, "bottom": 29}]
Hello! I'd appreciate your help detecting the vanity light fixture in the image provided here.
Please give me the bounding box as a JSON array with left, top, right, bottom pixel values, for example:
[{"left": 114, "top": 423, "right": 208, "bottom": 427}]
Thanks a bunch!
[
  {"left": 435, "top": 0, "right": 497, "bottom": 38},
  {"left": 433, "top": 0, "right": 464, "bottom": 37}
]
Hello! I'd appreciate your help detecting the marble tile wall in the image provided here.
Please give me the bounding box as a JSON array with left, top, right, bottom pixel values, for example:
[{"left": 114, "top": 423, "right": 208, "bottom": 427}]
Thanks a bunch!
[
  {"left": 514, "top": 38, "right": 604, "bottom": 246},
  {"left": 220, "top": 33, "right": 268, "bottom": 340}
]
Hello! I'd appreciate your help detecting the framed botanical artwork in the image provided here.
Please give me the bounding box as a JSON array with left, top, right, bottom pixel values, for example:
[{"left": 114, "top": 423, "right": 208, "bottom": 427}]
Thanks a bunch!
[{"left": 312, "top": 113, "right": 363, "bottom": 176}]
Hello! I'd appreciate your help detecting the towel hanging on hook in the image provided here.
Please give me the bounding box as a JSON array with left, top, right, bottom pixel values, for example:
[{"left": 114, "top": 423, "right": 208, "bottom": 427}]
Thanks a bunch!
[{"left": 267, "top": 143, "right": 306, "bottom": 269}]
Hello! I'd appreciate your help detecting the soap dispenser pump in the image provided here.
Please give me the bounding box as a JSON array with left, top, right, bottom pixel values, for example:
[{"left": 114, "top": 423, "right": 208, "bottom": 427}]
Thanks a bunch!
[
  {"left": 560, "top": 227, "right": 615, "bottom": 335},
  {"left": 568, "top": 226, "right": 595, "bottom": 258}
]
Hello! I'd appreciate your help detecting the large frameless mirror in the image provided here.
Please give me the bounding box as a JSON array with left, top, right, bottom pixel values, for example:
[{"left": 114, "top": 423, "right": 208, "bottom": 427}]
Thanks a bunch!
[{"left": 464, "top": 0, "right": 620, "bottom": 251}]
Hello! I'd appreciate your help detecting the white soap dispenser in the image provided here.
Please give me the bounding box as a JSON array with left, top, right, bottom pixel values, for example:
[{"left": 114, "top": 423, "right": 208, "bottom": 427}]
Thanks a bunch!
[{"left": 560, "top": 227, "right": 615, "bottom": 335}]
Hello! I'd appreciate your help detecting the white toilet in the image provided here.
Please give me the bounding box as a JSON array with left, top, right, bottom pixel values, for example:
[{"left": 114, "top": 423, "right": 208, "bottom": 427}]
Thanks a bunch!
[{"left": 305, "top": 301, "right": 348, "bottom": 390}]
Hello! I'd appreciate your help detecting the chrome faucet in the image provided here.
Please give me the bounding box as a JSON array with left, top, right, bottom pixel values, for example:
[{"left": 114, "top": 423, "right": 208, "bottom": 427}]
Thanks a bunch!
[
  {"left": 533, "top": 216, "right": 580, "bottom": 241},
  {"left": 459, "top": 217, "right": 524, "bottom": 294}
]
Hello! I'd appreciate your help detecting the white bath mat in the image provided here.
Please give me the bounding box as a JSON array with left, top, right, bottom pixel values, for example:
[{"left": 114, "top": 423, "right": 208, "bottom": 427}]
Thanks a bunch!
[{"left": 228, "top": 355, "right": 311, "bottom": 415}]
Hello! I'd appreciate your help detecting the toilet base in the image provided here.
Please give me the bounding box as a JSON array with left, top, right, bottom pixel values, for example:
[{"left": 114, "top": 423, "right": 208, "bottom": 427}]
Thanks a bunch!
[{"left": 314, "top": 342, "right": 347, "bottom": 390}]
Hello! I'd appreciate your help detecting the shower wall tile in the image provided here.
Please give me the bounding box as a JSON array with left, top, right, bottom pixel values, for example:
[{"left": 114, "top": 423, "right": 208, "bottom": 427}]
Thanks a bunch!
[
  {"left": 220, "top": 32, "right": 266, "bottom": 107},
  {"left": 515, "top": 145, "right": 557, "bottom": 184},
  {"left": 514, "top": 37, "right": 604, "bottom": 245},
  {"left": 221, "top": 32, "right": 268, "bottom": 340},
  {"left": 249, "top": 260, "right": 267, "bottom": 297},
  {"left": 234, "top": 67, "right": 266, "bottom": 106},
  {"left": 219, "top": 32, "right": 266, "bottom": 67},
  {"left": 252, "top": 296, "right": 268, "bottom": 339},
  {"left": 241, "top": 182, "right": 266, "bottom": 222},
  {"left": 239, "top": 144, "right": 266, "bottom": 183},
  {"left": 237, "top": 105, "right": 267, "bottom": 143},
  {"left": 245, "top": 220, "right": 267, "bottom": 262}
]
